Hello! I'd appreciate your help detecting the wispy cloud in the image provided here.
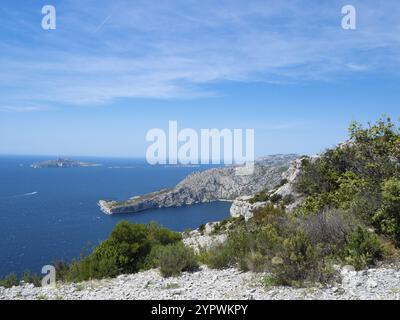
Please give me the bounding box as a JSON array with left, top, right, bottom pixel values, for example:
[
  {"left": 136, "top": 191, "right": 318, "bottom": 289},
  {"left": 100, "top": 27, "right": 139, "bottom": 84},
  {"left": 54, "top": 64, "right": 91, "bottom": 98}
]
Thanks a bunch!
[
  {"left": 1, "top": 0, "right": 400, "bottom": 111},
  {"left": 346, "top": 63, "right": 369, "bottom": 71},
  {"left": 0, "top": 104, "right": 52, "bottom": 113}
]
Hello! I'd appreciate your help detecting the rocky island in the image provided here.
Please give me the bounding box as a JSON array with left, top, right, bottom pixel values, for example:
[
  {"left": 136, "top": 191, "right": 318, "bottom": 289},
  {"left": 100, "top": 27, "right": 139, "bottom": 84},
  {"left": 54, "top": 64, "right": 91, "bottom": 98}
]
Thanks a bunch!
[
  {"left": 30, "top": 158, "right": 100, "bottom": 169},
  {"left": 99, "top": 154, "right": 298, "bottom": 214}
]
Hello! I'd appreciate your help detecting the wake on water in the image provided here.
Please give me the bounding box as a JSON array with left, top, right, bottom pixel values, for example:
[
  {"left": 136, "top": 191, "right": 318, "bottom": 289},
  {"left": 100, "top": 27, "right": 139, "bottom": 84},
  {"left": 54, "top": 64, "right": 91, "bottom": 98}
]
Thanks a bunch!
[
  {"left": 23, "top": 192, "right": 38, "bottom": 196},
  {"left": 14, "top": 192, "right": 38, "bottom": 197},
  {"left": 0, "top": 192, "right": 38, "bottom": 199}
]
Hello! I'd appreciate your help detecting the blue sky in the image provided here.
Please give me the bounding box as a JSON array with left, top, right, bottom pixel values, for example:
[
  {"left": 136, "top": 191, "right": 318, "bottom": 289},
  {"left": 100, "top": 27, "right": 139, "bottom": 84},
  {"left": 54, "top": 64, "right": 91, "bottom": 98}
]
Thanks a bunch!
[{"left": 0, "top": 0, "right": 399, "bottom": 158}]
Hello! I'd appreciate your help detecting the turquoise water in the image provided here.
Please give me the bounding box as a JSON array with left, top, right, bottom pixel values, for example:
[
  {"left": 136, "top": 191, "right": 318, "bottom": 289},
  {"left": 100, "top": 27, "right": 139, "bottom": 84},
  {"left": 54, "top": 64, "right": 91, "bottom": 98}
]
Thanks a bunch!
[{"left": 0, "top": 156, "right": 231, "bottom": 277}]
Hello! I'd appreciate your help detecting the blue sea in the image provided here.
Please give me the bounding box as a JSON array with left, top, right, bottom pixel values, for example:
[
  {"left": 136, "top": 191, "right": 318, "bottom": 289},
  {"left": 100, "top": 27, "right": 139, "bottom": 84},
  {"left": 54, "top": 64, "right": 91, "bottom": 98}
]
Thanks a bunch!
[{"left": 0, "top": 156, "right": 231, "bottom": 278}]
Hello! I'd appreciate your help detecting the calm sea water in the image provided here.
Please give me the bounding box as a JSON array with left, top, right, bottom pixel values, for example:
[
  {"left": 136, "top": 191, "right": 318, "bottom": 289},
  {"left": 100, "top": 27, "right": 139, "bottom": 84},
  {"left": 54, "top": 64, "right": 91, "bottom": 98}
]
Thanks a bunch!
[{"left": 0, "top": 156, "right": 231, "bottom": 277}]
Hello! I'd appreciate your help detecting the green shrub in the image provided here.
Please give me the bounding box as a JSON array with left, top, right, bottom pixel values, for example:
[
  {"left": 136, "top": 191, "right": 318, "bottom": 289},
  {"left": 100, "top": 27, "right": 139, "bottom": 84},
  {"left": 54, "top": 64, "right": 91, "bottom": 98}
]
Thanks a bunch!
[
  {"left": 372, "top": 178, "right": 400, "bottom": 243},
  {"left": 295, "top": 117, "right": 400, "bottom": 240},
  {"left": 270, "top": 193, "right": 283, "bottom": 204},
  {"left": 92, "top": 222, "right": 153, "bottom": 273},
  {"left": 342, "top": 226, "right": 383, "bottom": 270},
  {"left": 53, "top": 261, "right": 72, "bottom": 282},
  {"left": 202, "top": 209, "right": 339, "bottom": 285},
  {"left": 198, "top": 225, "right": 254, "bottom": 270},
  {"left": 239, "top": 251, "right": 268, "bottom": 272},
  {"left": 64, "top": 221, "right": 182, "bottom": 282},
  {"left": 252, "top": 204, "right": 286, "bottom": 225},
  {"left": 268, "top": 230, "right": 336, "bottom": 287},
  {"left": 147, "top": 222, "right": 182, "bottom": 245},
  {"left": 198, "top": 224, "right": 206, "bottom": 234},
  {"left": 248, "top": 191, "right": 269, "bottom": 204},
  {"left": 282, "top": 194, "right": 295, "bottom": 205},
  {"left": 0, "top": 271, "right": 41, "bottom": 288},
  {"left": 200, "top": 204, "right": 383, "bottom": 286},
  {"left": 21, "top": 270, "right": 41, "bottom": 287},
  {"left": 66, "top": 252, "right": 119, "bottom": 282},
  {"left": 279, "top": 178, "right": 289, "bottom": 187},
  {"left": 263, "top": 274, "right": 281, "bottom": 288},
  {"left": 0, "top": 273, "right": 18, "bottom": 288},
  {"left": 199, "top": 244, "right": 233, "bottom": 269},
  {"left": 211, "top": 217, "right": 235, "bottom": 235},
  {"left": 211, "top": 222, "right": 222, "bottom": 235},
  {"left": 158, "top": 242, "right": 198, "bottom": 277}
]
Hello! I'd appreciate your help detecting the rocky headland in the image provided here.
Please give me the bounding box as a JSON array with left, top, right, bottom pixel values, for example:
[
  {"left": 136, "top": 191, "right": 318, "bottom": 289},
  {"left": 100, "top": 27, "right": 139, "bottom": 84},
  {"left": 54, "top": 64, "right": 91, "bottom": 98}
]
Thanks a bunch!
[{"left": 99, "top": 154, "right": 298, "bottom": 215}]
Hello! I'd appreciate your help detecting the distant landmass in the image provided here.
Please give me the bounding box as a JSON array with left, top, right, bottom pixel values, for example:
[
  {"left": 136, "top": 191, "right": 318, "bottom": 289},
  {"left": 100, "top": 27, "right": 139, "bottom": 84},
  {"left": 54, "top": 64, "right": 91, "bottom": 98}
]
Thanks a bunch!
[{"left": 30, "top": 158, "right": 100, "bottom": 169}]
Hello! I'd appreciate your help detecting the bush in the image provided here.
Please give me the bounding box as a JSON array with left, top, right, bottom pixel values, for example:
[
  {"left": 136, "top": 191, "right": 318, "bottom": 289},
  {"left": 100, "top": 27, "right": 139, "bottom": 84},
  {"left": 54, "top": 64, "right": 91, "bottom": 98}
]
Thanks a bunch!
[
  {"left": 342, "top": 226, "right": 383, "bottom": 270},
  {"left": 147, "top": 222, "right": 182, "bottom": 245},
  {"left": 158, "top": 242, "right": 198, "bottom": 277},
  {"left": 201, "top": 209, "right": 339, "bottom": 285},
  {"left": 270, "top": 193, "right": 283, "bottom": 204},
  {"left": 0, "top": 271, "right": 41, "bottom": 288},
  {"left": 53, "top": 261, "right": 72, "bottom": 282},
  {"left": 295, "top": 117, "right": 400, "bottom": 242},
  {"left": 198, "top": 224, "right": 206, "bottom": 234},
  {"left": 64, "top": 221, "right": 182, "bottom": 282},
  {"left": 240, "top": 251, "right": 268, "bottom": 273},
  {"left": 21, "top": 270, "right": 41, "bottom": 287},
  {"left": 372, "top": 178, "right": 400, "bottom": 243},
  {"left": 199, "top": 226, "right": 254, "bottom": 270},
  {"left": 282, "top": 194, "right": 295, "bottom": 205},
  {"left": 200, "top": 204, "right": 384, "bottom": 286},
  {"left": 279, "top": 178, "right": 289, "bottom": 187},
  {"left": 88, "top": 222, "right": 154, "bottom": 274},
  {"left": 0, "top": 273, "right": 18, "bottom": 288},
  {"left": 268, "top": 230, "right": 336, "bottom": 287},
  {"left": 252, "top": 205, "right": 286, "bottom": 225},
  {"left": 66, "top": 251, "right": 120, "bottom": 282},
  {"left": 302, "top": 210, "right": 352, "bottom": 252},
  {"left": 199, "top": 244, "right": 233, "bottom": 269},
  {"left": 248, "top": 191, "right": 269, "bottom": 204}
]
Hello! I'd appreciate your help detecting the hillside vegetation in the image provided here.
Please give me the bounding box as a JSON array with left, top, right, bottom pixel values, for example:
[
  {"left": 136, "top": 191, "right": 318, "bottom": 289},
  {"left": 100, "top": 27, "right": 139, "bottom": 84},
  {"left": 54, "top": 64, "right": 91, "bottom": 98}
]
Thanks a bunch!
[
  {"left": 2, "top": 117, "right": 399, "bottom": 289},
  {"left": 200, "top": 117, "right": 400, "bottom": 286}
]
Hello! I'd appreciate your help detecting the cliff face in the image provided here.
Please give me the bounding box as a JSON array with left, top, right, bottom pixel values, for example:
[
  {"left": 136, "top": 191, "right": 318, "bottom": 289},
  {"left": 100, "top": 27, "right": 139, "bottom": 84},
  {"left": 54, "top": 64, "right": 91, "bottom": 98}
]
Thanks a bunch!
[
  {"left": 99, "top": 154, "right": 298, "bottom": 215},
  {"left": 230, "top": 196, "right": 268, "bottom": 221},
  {"left": 230, "top": 157, "right": 305, "bottom": 220}
]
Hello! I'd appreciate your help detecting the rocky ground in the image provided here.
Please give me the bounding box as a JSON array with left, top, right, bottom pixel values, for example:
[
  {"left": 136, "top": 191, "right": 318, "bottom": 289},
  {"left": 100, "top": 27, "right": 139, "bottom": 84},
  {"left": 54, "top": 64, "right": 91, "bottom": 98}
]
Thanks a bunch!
[
  {"left": 1, "top": 264, "right": 400, "bottom": 300},
  {"left": 2, "top": 222, "right": 400, "bottom": 300}
]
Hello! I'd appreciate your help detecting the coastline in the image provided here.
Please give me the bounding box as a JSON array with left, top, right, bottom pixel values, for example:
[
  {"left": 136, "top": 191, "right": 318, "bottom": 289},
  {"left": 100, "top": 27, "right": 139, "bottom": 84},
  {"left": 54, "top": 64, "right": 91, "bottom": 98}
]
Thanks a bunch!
[
  {"left": 98, "top": 154, "right": 298, "bottom": 215},
  {"left": 99, "top": 198, "right": 234, "bottom": 215}
]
